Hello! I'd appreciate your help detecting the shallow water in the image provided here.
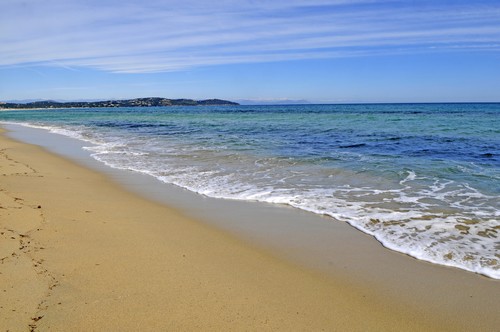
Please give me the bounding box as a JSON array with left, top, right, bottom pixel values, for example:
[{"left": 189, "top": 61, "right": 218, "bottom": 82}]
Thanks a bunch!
[{"left": 1, "top": 103, "right": 499, "bottom": 278}]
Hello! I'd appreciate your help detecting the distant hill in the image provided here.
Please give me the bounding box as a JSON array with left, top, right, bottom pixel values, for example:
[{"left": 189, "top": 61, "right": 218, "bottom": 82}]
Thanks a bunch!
[{"left": 0, "top": 97, "right": 239, "bottom": 109}]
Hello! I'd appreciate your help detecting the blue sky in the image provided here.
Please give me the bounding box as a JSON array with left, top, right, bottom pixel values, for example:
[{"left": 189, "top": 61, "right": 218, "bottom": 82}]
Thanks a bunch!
[{"left": 1, "top": 0, "right": 500, "bottom": 103}]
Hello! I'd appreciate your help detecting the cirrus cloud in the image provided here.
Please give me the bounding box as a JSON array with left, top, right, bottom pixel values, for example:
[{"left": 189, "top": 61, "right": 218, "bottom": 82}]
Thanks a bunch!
[{"left": 1, "top": 0, "right": 500, "bottom": 73}]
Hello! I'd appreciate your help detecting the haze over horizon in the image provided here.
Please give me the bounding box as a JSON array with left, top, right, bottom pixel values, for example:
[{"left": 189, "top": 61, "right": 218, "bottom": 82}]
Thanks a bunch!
[{"left": 1, "top": 0, "right": 500, "bottom": 103}]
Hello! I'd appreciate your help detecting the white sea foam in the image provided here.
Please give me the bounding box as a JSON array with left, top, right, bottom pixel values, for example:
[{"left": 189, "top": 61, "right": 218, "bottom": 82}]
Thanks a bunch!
[{"left": 399, "top": 170, "right": 417, "bottom": 185}]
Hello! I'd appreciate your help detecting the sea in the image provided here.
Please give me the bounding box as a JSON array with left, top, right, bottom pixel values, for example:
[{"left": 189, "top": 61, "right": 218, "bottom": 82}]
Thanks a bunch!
[{"left": 1, "top": 103, "right": 499, "bottom": 278}]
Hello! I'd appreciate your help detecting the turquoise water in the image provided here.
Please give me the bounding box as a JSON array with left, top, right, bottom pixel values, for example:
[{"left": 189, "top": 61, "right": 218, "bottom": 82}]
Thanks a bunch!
[{"left": 1, "top": 103, "right": 499, "bottom": 278}]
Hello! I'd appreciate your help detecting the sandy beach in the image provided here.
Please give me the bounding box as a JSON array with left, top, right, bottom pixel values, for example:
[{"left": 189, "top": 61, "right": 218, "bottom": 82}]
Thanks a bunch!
[{"left": 1, "top": 127, "right": 499, "bottom": 331}]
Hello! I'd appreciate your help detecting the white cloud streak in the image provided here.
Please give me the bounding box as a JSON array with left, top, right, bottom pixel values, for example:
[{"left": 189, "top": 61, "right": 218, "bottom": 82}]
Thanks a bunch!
[{"left": 1, "top": 0, "right": 499, "bottom": 73}]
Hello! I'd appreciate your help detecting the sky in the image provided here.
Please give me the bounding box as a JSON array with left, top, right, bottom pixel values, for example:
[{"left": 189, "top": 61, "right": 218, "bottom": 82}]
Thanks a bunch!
[{"left": 1, "top": 0, "right": 500, "bottom": 104}]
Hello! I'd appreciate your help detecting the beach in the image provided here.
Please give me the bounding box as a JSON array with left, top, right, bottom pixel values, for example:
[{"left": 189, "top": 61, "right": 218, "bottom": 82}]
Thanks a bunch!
[{"left": 1, "top": 127, "right": 499, "bottom": 331}]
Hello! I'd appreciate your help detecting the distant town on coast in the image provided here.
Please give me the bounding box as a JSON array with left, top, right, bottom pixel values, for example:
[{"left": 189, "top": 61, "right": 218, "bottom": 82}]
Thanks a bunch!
[{"left": 0, "top": 97, "right": 239, "bottom": 109}]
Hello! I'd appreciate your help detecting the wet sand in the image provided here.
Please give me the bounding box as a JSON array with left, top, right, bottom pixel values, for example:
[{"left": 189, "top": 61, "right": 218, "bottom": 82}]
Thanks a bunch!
[{"left": 1, "top": 128, "right": 499, "bottom": 331}]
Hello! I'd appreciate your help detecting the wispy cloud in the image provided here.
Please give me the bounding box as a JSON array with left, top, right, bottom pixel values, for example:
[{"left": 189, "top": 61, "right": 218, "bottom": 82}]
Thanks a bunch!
[{"left": 1, "top": 0, "right": 499, "bottom": 73}]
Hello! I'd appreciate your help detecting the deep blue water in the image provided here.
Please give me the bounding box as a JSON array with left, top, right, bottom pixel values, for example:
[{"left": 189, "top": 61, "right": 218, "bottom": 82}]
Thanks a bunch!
[{"left": 1, "top": 103, "right": 499, "bottom": 278}]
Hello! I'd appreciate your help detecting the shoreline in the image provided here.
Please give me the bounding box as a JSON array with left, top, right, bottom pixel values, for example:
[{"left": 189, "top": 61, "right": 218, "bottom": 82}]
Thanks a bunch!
[
  {"left": 1, "top": 127, "right": 499, "bottom": 330},
  {"left": 4, "top": 123, "right": 499, "bottom": 281}
]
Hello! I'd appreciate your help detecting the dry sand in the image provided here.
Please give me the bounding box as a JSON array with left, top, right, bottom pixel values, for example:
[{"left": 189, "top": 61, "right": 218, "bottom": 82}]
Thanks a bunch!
[{"left": 1, "top": 129, "right": 499, "bottom": 331}]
